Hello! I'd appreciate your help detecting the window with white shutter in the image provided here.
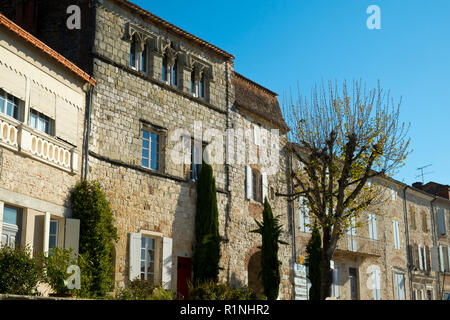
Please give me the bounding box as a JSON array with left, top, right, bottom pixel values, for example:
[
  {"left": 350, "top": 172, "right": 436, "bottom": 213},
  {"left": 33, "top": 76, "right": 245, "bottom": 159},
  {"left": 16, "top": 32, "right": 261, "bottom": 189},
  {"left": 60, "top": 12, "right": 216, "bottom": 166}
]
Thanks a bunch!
[
  {"left": 372, "top": 268, "right": 381, "bottom": 300},
  {"left": 162, "top": 237, "right": 173, "bottom": 290},
  {"left": 418, "top": 245, "right": 423, "bottom": 270},
  {"left": 368, "top": 214, "right": 377, "bottom": 240},
  {"left": 393, "top": 220, "right": 400, "bottom": 250},
  {"left": 395, "top": 273, "right": 406, "bottom": 300},
  {"left": 246, "top": 166, "right": 252, "bottom": 200}
]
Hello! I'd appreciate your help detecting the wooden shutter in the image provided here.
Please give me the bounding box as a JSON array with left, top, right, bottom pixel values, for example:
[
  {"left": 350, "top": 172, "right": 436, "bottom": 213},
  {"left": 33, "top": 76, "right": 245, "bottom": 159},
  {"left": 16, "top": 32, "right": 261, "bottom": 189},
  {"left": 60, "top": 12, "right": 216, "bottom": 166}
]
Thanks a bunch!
[
  {"left": 43, "top": 212, "right": 50, "bottom": 255},
  {"left": 64, "top": 218, "right": 80, "bottom": 257},
  {"left": 374, "top": 269, "right": 381, "bottom": 300},
  {"left": 332, "top": 266, "right": 339, "bottom": 298},
  {"left": 437, "top": 209, "right": 446, "bottom": 236},
  {"left": 431, "top": 246, "right": 440, "bottom": 271},
  {"left": 368, "top": 214, "right": 374, "bottom": 239},
  {"left": 246, "top": 166, "right": 252, "bottom": 200},
  {"left": 261, "top": 172, "right": 268, "bottom": 202},
  {"left": 0, "top": 61, "right": 26, "bottom": 100},
  {"left": 30, "top": 82, "right": 56, "bottom": 119},
  {"left": 162, "top": 237, "right": 173, "bottom": 290},
  {"left": 253, "top": 125, "right": 260, "bottom": 146},
  {"left": 411, "top": 244, "right": 418, "bottom": 269},
  {"left": 55, "top": 96, "right": 78, "bottom": 145},
  {"left": 129, "top": 232, "right": 141, "bottom": 281}
]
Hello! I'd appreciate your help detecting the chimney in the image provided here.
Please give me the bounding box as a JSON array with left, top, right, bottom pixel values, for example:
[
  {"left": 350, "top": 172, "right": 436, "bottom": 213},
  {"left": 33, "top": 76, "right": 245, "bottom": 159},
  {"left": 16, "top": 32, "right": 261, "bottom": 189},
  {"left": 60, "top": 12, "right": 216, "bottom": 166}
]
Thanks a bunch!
[{"left": 412, "top": 182, "right": 423, "bottom": 189}]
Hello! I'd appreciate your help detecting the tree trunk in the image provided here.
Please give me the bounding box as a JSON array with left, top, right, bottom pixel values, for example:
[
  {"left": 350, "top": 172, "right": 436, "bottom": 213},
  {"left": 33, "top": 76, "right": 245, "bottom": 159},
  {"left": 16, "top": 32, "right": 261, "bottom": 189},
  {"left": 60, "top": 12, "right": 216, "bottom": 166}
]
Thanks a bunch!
[{"left": 320, "top": 230, "right": 333, "bottom": 300}]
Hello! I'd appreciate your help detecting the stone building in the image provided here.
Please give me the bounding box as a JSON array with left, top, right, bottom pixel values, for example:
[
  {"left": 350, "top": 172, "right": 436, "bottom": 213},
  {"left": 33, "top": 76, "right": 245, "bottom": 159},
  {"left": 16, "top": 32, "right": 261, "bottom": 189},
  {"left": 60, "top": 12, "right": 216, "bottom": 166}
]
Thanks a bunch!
[
  {"left": 0, "top": 0, "right": 295, "bottom": 299},
  {"left": 0, "top": 13, "right": 94, "bottom": 258}
]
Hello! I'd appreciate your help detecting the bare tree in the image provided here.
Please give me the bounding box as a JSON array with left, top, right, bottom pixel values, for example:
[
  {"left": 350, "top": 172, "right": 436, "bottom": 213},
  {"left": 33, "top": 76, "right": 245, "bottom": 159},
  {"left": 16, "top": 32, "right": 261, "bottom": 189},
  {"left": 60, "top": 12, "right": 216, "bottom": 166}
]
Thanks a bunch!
[{"left": 281, "top": 80, "right": 411, "bottom": 299}]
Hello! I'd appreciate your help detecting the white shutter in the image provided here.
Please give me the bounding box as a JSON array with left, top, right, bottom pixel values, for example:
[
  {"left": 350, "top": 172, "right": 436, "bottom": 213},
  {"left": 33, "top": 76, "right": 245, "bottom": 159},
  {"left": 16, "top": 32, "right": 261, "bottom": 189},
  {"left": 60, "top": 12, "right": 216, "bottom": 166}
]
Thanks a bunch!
[
  {"left": 437, "top": 209, "right": 446, "bottom": 236},
  {"left": 246, "top": 166, "right": 252, "bottom": 200},
  {"left": 439, "top": 245, "right": 444, "bottom": 272},
  {"left": 162, "top": 237, "right": 173, "bottom": 290},
  {"left": 332, "top": 266, "right": 339, "bottom": 298},
  {"left": 393, "top": 221, "right": 400, "bottom": 249},
  {"left": 304, "top": 205, "right": 311, "bottom": 233},
  {"left": 129, "top": 232, "right": 141, "bottom": 281},
  {"left": 418, "top": 245, "right": 423, "bottom": 270},
  {"left": 261, "top": 172, "right": 268, "bottom": 202},
  {"left": 55, "top": 96, "right": 78, "bottom": 145},
  {"left": 372, "top": 215, "right": 377, "bottom": 240},
  {"left": 447, "top": 247, "right": 450, "bottom": 272},
  {"left": 299, "top": 199, "right": 305, "bottom": 233},
  {"left": 0, "top": 61, "right": 26, "bottom": 100},
  {"left": 30, "top": 82, "right": 56, "bottom": 119},
  {"left": 424, "top": 246, "right": 428, "bottom": 271},
  {"left": 253, "top": 125, "right": 260, "bottom": 146},
  {"left": 43, "top": 212, "right": 50, "bottom": 255},
  {"left": 375, "top": 269, "right": 381, "bottom": 300},
  {"left": 368, "top": 214, "right": 374, "bottom": 239},
  {"left": 64, "top": 218, "right": 80, "bottom": 257}
]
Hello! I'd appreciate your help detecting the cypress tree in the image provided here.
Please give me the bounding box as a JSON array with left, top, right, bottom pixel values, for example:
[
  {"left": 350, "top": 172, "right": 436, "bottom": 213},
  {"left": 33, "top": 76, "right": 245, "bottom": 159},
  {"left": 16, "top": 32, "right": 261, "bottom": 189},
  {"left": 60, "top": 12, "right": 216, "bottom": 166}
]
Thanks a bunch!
[
  {"left": 251, "top": 198, "right": 288, "bottom": 300},
  {"left": 305, "top": 223, "right": 322, "bottom": 300},
  {"left": 193, "top": 163, "right": 221, "bottom": 285}
]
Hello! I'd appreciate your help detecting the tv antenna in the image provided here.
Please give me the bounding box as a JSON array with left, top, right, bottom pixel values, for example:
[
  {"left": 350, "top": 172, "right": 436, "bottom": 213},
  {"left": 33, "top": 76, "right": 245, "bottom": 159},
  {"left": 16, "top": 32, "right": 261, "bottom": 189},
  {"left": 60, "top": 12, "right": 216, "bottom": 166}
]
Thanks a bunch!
[{"left": 415, "top": 164, "right": 433, "bottom": 183}]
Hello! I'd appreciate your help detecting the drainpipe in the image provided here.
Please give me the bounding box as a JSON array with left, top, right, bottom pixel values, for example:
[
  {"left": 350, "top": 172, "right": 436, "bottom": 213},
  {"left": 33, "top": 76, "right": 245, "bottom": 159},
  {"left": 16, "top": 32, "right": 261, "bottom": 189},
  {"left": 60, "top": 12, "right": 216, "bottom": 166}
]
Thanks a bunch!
[
  {"left": 402, "top": 186, "right": 413, "bottom": 299},
  {"left": 430, "top": 197, "right": 441, "bottom": 299},
  {"left": 82, "top": 84, "right": 93, "bottom": 181}
]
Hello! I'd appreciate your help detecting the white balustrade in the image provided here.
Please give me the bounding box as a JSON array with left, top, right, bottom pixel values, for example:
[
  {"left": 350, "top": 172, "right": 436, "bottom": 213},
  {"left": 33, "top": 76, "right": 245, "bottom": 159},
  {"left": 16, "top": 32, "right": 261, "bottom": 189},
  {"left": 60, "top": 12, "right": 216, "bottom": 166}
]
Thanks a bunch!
[{"left": 0, "top": 113, "right": 78, "bottom": 173}]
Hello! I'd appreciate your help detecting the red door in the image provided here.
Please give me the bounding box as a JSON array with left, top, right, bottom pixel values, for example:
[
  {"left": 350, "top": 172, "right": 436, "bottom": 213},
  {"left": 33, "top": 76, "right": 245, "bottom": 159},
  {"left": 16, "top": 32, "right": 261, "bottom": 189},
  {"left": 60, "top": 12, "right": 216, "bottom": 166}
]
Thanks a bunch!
[{"left": 177, "top": 257, "right": 192, "bottom": 300}]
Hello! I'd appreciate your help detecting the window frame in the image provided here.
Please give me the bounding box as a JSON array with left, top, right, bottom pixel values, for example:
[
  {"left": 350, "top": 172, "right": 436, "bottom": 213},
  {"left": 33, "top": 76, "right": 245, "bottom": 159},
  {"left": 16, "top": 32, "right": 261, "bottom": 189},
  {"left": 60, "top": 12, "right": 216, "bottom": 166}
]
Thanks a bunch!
[
  {"left": 48, "top": 219, "right": 59, "bottom": 251},
  {"left": 140, "top": 235, "right": 156, "bottom": 282},
  {"left": 141, "top": 128, "right": 161, "bottom": 172},
  {"left": 29, "top": 108, "right": 52, "bottom": 135},
  {"left": 0, "top": 89, "right": 21, "bottom": 121}
]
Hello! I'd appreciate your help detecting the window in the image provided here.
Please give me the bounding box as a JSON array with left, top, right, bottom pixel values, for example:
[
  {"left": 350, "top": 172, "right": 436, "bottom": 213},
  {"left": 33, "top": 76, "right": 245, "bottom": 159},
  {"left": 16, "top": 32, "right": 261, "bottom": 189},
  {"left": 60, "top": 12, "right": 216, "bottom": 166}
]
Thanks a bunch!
[
  {"left": 437, "top": 208, "right": 446, "bottom": 236},
  {"left": 199, "top": 72, "right": 205, "bottom": 100},
  {"left": 252, "top": 169, "right": 262, "bottom": 203},
  {"left": 142, "top": 129, "right": 160, "bottom": 171},
  {"left": 371, "top": 268, "right": 381, "bottom": 300},
  {"left": 426, "top": 289, "right": 432, "bottom": 300},
  {"left": 422, "top": 211, "right": 428, "bottom": 233},
  {"left": 191, "top": 71, "right": 196, "bottom": 97},
  {"left": 190, "top": 140, "right": 203, "bottom": 181},
  {"left": 347, "top": 217, "right": 357, "bottom": 252},
  {"left": 1, "top": 206, "right": 22, "bottom": 248},
  {"left": 368, "top": 213, "right": 377, "bottom": 240},
  {"left": 410, "top": 207, "right": 416, "bottom": 230},
  {"left": 162, "top": 56, "right": 168, "bottom": 83},
  {"left": 393, "top": 220, "right": 401, "bottom": 250},
  {"left": 129, "top": 35, "right": 147, "bottom": 72},
  {"left": 29, "top": 109, "right": 52, "bottom": 135},
  {"left": 394, "top": 273, "right": 406, "bottom": 300},
  {"left": 49, "top": 219, "right": 58, "bottom": 251},
  {"left": 299, "top": 197, "right": 310, "bottom": 233},
  {"left": 0, "top": 89, "right": 21, "bottom": 121},
  {"left": 140, "top": 236, "right": 155, "bottom": 282},
  {"left": 171, "top": 58, "right": 178, "bottom": 87}
]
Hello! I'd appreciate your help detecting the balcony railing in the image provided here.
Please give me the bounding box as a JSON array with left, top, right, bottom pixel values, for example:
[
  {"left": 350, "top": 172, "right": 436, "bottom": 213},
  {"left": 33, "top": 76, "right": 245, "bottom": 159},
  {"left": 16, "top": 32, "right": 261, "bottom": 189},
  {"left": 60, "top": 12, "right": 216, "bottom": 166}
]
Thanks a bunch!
[
  {"left": 336, "top": 235, "right": 383, "bottom": 257},
  {"left": 0, "top": 113, "right": 78, "bottom": 173}
]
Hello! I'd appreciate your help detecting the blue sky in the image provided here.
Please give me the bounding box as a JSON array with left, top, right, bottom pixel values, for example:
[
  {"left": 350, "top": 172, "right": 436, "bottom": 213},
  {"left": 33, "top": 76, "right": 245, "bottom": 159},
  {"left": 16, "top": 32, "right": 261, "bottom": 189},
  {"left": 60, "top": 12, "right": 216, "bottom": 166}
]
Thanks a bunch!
[{"left": 134, "top": 0, "right": 450, "bottom": 186}]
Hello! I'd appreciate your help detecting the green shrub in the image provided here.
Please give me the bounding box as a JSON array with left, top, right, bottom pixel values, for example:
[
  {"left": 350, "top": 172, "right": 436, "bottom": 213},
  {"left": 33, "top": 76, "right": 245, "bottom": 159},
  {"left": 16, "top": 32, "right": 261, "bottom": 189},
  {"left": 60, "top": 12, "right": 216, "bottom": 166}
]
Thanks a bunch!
[
  {"left": 189, "top": 281, "right": 259, "bottom": 300},
  {"left": 72, "top": 253, "right": 95, "bottom": 299},
  {"left": 41, "top": 248, "right": 76, "bottom": 296},
  {"left": 115, "top": 279, "right": 174, "bottom": 300},
  {"left": 70, "top": 180, "right": 118, "bottom": 298},
  {"left": 0, "top": 246, "right": 43, "bottom": 296}
]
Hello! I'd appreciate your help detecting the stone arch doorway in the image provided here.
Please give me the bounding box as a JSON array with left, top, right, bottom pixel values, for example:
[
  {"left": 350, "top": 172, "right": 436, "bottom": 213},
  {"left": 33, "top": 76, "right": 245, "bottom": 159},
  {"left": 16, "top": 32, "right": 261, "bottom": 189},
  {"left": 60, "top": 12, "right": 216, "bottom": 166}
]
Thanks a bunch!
[{"left": 247, "top": 251, "right": 264, "bottom": 298}]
